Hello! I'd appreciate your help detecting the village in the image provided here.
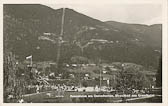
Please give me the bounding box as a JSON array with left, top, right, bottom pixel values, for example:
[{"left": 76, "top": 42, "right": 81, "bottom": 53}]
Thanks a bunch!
[
  {"left": 4, "top": 55, "right": 159, "bottom": 103},
  {"left": 3, "top": 4, "right": 162, "bottom": 103}
]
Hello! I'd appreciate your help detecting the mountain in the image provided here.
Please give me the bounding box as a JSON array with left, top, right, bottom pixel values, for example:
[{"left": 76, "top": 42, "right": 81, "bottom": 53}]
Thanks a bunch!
[
  {"left": 4, "top": 4, "right": 161, "bottom": 69},
  {"left": 106, "top": 21, "right": 162, "bottom": 49}
]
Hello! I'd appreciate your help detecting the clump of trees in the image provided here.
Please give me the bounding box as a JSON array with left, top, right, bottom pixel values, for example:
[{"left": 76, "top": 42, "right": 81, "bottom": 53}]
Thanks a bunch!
[
  {"left": 116, "top": 65, "right": 150, "bottom": 94},
  {"left": 156, "top": 56, "right": 162, "bottom": 88},
  {"left": 3, "top": 52, "right": 28, "bottom": 102}
]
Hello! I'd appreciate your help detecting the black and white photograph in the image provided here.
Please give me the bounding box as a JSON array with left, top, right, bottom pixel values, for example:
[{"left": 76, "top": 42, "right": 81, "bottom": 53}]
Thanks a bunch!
[{"left": 1, "top": 0, "right": 167, "bottom": 104}]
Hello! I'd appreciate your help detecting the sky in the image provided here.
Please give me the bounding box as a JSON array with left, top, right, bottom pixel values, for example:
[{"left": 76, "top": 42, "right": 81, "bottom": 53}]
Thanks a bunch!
[{"left": 45, "top": 3, "right": 162, "bottom": 25}]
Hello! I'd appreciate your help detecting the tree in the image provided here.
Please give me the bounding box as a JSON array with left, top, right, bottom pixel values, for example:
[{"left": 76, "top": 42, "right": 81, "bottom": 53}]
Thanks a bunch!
[
  {"left": 156, "top": 56, "right": 162, "bottom": 87},
  {"left": 116, "top": 65, "right": 150, "bottom": 94},
  {"left": 3, "top": 52, "right": 24, "bottom": 101},
  {"left": 82, "top": 81, "right": 88, "bottom": 87}
]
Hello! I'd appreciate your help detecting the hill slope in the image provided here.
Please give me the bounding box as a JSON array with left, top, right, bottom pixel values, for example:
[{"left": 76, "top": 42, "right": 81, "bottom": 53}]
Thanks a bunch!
[
  {"left": 4, "top": 4, "right": 161, "bottom": 68},
  {"left": 106, "top": 21, "right": 162, "bottom": 49}
]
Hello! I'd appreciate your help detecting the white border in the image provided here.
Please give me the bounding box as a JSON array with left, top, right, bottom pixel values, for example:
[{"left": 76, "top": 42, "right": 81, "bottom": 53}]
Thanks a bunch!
[{"left": 0, "top": 0, "right": 167, "bottom": 106}]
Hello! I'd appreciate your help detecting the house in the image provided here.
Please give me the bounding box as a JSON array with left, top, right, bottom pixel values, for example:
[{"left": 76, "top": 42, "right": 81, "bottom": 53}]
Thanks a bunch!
[
  {"left": 90, "top": 39, "right": 108, "bottom": 43},
  {"left": 84, "top": 74, "right": 90, "bottom": 80},
  {"left": 66, "top": 64, "right": 70, "bottom": 67},
  {"left": 102, "top": 77, "right": 110, "bottom": 80},
  {"left": 72, "top": 64, "right": 77, "bottom": 67},
  {"left": 43, "top": 32, "right": 52, "bottom": 36},
  {"left": 69, "top": 74, "right": 75, "bottom": 78},
  {"left": 102, "top": 70, "right": 107, "bottom": 74}
]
